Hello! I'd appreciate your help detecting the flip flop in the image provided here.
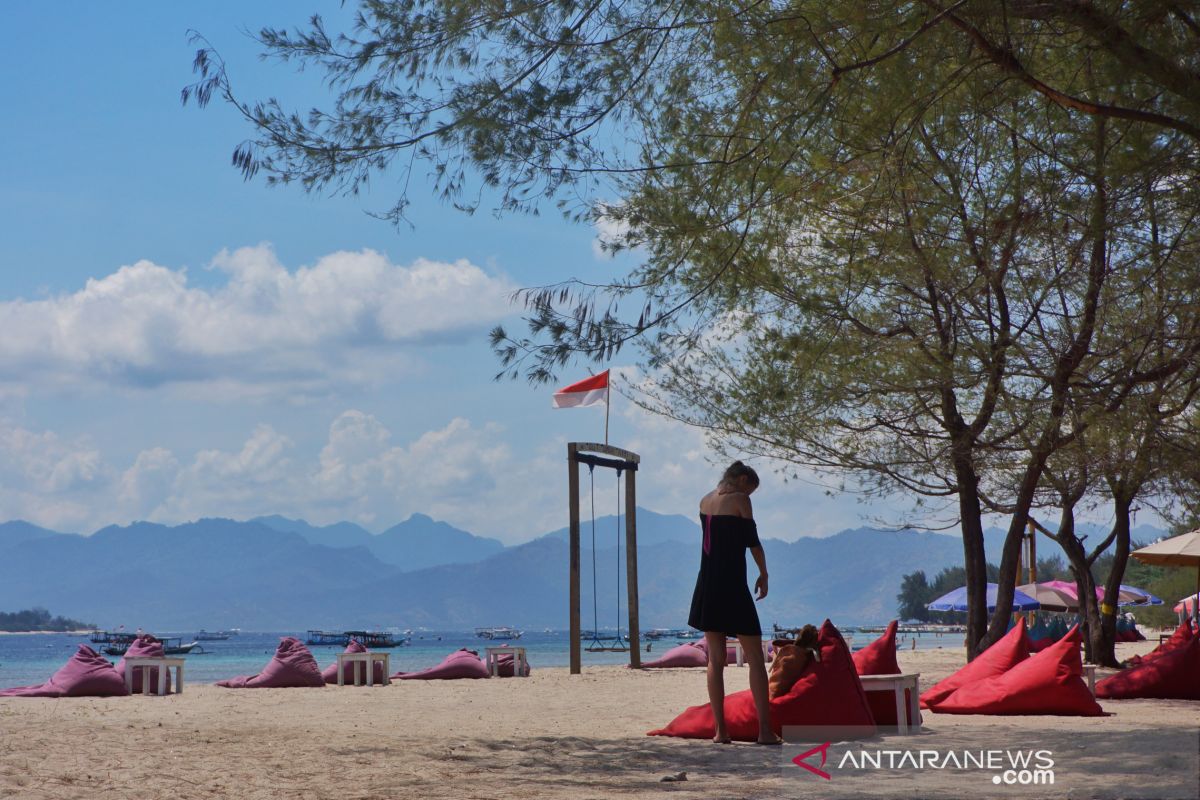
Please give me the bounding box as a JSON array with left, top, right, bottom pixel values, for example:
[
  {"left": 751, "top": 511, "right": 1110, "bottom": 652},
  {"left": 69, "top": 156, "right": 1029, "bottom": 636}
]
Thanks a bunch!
[{"left": 755, "top": 738, "right": 783, "bottom": 746}]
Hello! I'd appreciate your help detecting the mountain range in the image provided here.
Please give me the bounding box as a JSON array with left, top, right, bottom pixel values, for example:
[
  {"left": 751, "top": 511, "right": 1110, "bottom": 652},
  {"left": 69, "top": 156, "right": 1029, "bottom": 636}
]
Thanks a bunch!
[{"left": 0, "top": 512, "right": 1167, "bottom": 631}]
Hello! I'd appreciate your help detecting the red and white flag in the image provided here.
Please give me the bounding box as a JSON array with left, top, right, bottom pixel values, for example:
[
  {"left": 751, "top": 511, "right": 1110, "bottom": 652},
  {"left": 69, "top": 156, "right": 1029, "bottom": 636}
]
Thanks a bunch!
[{"left": 552, "top": 370, "right": 610, "bottom": 408}]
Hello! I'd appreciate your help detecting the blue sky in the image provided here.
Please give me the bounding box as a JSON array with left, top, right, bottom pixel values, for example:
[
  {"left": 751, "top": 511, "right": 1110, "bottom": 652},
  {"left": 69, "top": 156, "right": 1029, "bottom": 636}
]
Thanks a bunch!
[{"left": 0, "top": 3, "right": 1135, "bottom": 543}]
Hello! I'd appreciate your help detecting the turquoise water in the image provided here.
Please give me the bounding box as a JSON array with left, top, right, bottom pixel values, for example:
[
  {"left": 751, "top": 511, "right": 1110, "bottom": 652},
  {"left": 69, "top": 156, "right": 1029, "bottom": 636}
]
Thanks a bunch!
[{"left": 0, "top": 628, "right": 957, "bottom": 688}]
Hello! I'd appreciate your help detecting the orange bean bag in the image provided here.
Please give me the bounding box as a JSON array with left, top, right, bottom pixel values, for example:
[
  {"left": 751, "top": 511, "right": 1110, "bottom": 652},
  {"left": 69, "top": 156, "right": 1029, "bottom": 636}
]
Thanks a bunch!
[
  {"left": 647, "top": 620, "right": 875, "bottom": 741},
  {"left": 1097, "top": 638, "right": 1200, "bottom": 700},
  {"left": 927, "top": 625, "right": 1103, "bottom": 716},
  {"left": 920, "top": 617, "right": 1030, "bottom": 709},
  {"left": 852, "top": 620, "right": 919, "bottom": 728}
]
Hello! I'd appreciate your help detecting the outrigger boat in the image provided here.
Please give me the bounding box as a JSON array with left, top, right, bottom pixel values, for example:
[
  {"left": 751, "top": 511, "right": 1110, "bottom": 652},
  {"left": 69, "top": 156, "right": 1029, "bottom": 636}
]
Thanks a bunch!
[
  {"left": 474, "top": 626, "right": 522, "bottom": 640},
  {"left": 305, "top": 630, "right": 408, "bottom": 648},
  {"left": 102, "top": 637, "right": 200, "bottom": 657},
  {"left": 195, "top": 630, "right": 233, "bottom": 641}
]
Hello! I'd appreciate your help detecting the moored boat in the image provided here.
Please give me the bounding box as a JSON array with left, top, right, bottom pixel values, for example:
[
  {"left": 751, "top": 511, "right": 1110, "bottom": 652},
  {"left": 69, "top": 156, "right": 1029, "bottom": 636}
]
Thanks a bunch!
[
  {"left": 305, "top": 630, "right": 408, "bottom": 648},
  {"left": 475, "top": 626, "right": 522, "bottom": 640},
  {"left": 102, "top": 637, "right": 199, "bottom": 656}
]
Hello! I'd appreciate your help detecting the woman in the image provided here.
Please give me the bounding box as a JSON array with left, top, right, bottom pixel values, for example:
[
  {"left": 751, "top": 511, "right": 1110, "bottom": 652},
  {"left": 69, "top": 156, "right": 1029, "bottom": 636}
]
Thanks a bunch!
[{"left": 688, "top": 460, "right": 778, "bottom": 745}]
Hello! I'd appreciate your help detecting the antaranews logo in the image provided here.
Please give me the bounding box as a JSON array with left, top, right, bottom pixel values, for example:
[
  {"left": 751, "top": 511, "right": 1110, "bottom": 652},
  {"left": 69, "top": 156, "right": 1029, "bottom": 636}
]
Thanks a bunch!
[{"left": 790, "top": 742, "right": 1055, "bottom": 787}]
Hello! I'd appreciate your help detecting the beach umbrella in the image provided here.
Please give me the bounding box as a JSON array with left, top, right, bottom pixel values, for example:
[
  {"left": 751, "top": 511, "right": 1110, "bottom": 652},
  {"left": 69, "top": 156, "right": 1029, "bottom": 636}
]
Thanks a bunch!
[
  {"left": 1035, "top": 580, "right": 1157, "bottom": 609},
  {"left": 927, "top": 583, "right": 1040, "bottom": 613},
  {"left": 1173, "top": 592, "right": 1199, "bottom": 617},
  {"left": 1131, "top": 529, "right": 1200, "bottom": 622},
  {"left": 1117, "top": 585, "right": 1163, "bottom": 606},
  {"left": 1017, "top": 582, "right": 1081, "bottom": 613}
]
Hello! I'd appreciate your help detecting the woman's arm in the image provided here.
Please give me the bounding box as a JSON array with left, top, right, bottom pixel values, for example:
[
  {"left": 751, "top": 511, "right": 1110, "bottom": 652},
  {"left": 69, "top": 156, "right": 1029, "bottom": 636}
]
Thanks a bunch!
[{"left": 750, "top": 546, "right": 768, "bottom": 600}]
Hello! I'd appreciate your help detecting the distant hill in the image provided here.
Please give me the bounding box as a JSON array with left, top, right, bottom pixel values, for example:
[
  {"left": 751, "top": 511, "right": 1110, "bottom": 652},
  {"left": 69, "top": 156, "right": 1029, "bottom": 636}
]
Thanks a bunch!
[
  {"left": 0, "top": 513, "right": 1166, "bottom": 630},
  {"left": 253, "top": 513, "right": 504, "bottom": 570}
]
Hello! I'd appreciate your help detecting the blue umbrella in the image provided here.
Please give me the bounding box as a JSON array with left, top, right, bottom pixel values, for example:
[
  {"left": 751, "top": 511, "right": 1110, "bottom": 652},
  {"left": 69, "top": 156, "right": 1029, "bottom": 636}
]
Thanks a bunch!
[
  {"left": 927, "top": 583, "right": 1041, "bottom": 613},
  {"left": 1118, "top": 584, "right": 1163, "bottom": 606}
]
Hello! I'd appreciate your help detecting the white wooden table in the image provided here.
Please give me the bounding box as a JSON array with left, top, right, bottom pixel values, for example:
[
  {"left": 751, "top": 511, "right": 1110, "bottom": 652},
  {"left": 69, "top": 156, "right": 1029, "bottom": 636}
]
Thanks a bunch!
[
  {"left": 858, "top": 673, "right": 921, "bottom": 734},
  {"left": 732, "top": 639, "right": 770, "bottom": 666},
  {"left": 336, "top": 652, "right": 390, "bottom": 686},
  {"left": 485, "top": 646, "right": 528, "bottom": 677},
  {"left": 124, "top": 656, "right": 185, "bottom": 696}
]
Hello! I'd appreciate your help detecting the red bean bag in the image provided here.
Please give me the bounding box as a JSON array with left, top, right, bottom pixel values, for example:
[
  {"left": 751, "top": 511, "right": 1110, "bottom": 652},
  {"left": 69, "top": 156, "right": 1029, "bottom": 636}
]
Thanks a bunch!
[
  {"left": 920, "top": 618, "right": 1030, "bottom": 709},
  {"left": 1098, "top": 638, "right": 1200, "bottom": 700},
  {"left": 1128, "top": 622, "right": 1194, "bottom": 666},
  {"left": 216, "top": 637, "right": 324, "bottom": 688},
  {"left": 0, "top": 645, "right": 129, "bottom": 698},
  {"left": 646, "top": 620, "right": 875, "bottom": 741},
  {"left": 393, "top": 648, "right": 490, "bottom": 680},
  {"left": 852, "top": 620, "right": 919, "bottom": 728},
  {"left": 928, "top": 625, "right": 1103, "bottom": 716},
  {"left": 321, "top": 639, "right": 386, "bottom": 685},
  {"left": 640, "top": 641, "right": 708, "bottom": 668},
  {"left": 113, "top": 635, "right": 172, "bottom": 694}
]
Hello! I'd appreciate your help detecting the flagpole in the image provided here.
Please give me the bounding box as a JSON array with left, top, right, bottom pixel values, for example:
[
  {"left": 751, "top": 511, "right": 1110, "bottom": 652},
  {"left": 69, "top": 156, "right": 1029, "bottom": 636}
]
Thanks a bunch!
[{"left": 605, "top": 372, "right": 611, "bottom": 445}]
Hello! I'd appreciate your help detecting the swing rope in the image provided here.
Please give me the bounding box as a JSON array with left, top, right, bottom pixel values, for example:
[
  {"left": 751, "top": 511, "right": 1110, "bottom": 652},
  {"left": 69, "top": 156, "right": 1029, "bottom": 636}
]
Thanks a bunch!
[
  {"left": 587, "top": 464, "right": 604, "bottom": 651},
  {"left": 612, "top": 468, "right": 627, "bottom": 651}
]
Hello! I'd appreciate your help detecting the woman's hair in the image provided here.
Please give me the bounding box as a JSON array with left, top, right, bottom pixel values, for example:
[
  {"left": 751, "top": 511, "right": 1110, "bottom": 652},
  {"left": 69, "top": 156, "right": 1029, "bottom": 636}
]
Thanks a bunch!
[{"left": 721, "top": 460, "right": 760, "bottom": 488}]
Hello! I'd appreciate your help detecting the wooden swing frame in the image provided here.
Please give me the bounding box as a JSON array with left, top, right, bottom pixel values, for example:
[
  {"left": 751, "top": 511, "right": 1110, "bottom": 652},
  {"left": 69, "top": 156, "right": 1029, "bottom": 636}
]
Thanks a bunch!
[{"left": 568, "top": 442, "right": 641, "bottom": 673}]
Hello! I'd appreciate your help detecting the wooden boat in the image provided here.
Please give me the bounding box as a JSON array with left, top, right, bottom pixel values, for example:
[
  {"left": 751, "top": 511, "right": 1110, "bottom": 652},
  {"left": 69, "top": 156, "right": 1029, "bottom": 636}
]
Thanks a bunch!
[
  {"left": 195, "top": 630, "right": 232, "bottom": 641},
  {"left": 474, "top": 626, "right": 522, "bottom": 640},
  {"left": 305, "top": 630, "right": 408, "bottom": 648},
  {"left": 102, "top": 637, "right": 199, "bottom": 656},
  {"left": 89, "top": 630, "right": 138, "bottom": 645}
]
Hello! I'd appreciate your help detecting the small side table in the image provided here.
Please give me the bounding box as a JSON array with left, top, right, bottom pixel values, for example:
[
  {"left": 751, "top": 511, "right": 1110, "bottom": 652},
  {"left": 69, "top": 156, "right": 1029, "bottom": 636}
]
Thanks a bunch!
[
  {"left": 124, "top": 657, "right": 185, "bottom": 696},
  {"left": 732, "top": 639, "right": 770, "bottom": 666},
  {"left": 485, "top": 646, "right": 528, "bottom": 677},
  {"left": 337, "top": 652, "right": 390, "bottom": 686},
  {"left": 1082, "top": 664, "right": 1096, "bottom": 695},
  {"left": 858, "top": 673, "right": 921, "bottom": 734}
]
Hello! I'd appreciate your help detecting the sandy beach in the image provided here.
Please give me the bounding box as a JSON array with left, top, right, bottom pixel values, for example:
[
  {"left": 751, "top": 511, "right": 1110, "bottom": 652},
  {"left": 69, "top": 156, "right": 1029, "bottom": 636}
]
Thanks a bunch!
[{"left": 1, "top": 636, "right": 1196, "bottom": 800}]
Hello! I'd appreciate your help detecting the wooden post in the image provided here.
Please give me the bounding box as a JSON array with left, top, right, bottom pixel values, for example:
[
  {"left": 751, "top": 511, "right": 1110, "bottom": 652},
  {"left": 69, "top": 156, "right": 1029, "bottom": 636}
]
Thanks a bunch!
[
  {"left": 625, "top": 466, "right": 640, "bottom": 668},
  {"left": 1027, "top": 519, "right": 1037, "bottom": 584},
  {"left": 568, "top": 443, "right": 581, "bottom": 675}
]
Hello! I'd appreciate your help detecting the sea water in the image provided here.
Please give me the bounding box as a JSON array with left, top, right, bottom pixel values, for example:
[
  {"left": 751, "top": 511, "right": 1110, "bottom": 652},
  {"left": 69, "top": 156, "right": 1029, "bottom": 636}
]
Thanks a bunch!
[{"left": 0, "top": 629, "right": 958, "bottom": 687}]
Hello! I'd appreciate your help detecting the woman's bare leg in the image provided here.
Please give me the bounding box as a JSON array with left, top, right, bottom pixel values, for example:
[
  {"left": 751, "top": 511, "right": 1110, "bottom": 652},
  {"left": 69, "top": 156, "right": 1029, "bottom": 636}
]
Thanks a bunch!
[
  {"left": 738, "top": 634, "right": 781, "bottom": 744},
  {"left": 704, "top": 631, "right": 730, "bottom": 743}
]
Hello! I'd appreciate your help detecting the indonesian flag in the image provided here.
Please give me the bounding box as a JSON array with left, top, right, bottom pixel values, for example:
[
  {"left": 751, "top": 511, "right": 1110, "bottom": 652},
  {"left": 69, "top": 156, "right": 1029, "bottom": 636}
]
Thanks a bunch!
[{"left": 552, "top": 370, "right": 610, "bottom": 408}]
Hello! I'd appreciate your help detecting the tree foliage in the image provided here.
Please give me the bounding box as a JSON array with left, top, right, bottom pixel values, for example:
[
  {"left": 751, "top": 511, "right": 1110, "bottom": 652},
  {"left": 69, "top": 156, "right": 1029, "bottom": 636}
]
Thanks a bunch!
[{"left": 184, "top": 0, "right": 1200, "bottom": 653}]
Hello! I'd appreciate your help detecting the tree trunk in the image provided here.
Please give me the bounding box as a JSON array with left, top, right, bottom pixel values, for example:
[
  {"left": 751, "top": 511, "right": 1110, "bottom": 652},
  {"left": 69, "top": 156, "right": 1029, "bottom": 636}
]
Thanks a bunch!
[
  {"left": 1095, "top": 493, "right": 1134, "bottom": 667},
  {"left": 952, "top": 444, "right": 989, "bottom": 660}
]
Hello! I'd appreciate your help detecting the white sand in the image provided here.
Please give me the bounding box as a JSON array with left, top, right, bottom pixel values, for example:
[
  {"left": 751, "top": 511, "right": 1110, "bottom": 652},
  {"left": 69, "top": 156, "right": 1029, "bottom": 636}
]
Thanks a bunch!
[{"left": 0, "top": 637, "right": 1194, "bottom": 800}]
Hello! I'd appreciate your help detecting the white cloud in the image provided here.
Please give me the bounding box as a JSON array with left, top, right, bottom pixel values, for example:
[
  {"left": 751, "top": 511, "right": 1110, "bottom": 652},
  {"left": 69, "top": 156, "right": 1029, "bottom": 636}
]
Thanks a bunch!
[
  {"left": 591, "top": 205, "right": 633, "bottom": 260},
  {"left": 0, "top": 245, "right": 517, "bottom": 396}
]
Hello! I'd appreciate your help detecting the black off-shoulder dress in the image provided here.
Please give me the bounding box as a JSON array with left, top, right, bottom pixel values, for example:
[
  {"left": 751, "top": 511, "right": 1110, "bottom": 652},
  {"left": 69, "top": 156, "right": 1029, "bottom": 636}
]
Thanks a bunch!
[{"left": 687, "top": 513, "right": 763, "bottom": 636}]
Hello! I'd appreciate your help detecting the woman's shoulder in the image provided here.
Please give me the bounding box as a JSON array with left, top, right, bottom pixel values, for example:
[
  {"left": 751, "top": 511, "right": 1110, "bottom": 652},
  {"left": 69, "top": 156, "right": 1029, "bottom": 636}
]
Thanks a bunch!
[{"left": 700, "top": 491, "right": 754, "bottom": 519}]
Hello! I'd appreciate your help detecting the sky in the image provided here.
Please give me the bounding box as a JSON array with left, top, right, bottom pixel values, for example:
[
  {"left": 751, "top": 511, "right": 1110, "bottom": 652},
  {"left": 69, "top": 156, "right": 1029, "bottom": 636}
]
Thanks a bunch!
[{"left": 0, "top": 3, "right": 1149, "bottom": 544}]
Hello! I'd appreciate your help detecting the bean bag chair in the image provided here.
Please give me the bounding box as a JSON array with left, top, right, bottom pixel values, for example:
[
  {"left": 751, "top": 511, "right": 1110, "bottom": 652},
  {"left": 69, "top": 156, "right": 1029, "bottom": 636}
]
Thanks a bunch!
[
  {"left": 852, "top": 620, "right": 919, "bottom": 728},
  {"left": 113, "top": 635, "right": 172, "bottom": 694},
  {"left": 216, "top": 637, "right": 324, "bottom": 688},
  {"left": 393, "top": 648, "right": 490, "bottom": 680},
  {"left": 321, "top": 639, "right": 386, "bottom": 685},
  {"left": 640, "top": 641, "right": 708, "bottom": 669},
  {"left": 920, "top": 618, "right": 1030, "bottom": 709},
  {"left": 0, "top": 645, "right": 129, "bottom": 698},
  {"left": 1100, "top": 637, "right": 1200, "bottom": 700},
  {"left": 928, "top": 625, "right": 1103, "bottom": 716},
  {"left": 647, "top": 620, "right": 875, "bottom": 741},
  {"left": 1127, "top": 621, "right": 1193, "bottom": 666}
]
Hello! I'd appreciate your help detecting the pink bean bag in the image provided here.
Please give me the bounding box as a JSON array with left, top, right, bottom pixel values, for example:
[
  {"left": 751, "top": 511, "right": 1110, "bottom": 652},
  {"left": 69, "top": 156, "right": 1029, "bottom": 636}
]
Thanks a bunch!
[
  {"left": 491, "top": 643, "right": 532, "bottom": 677},
  {"left": 393, "top": 648, "right": 490, "bottom": 680},
  {"left": 216, "top": 637, "right": 324, "bottom": 688},
  {"left": 647, "top": 620, "right": 875, "bottom": 741},
  {"left": 113, "top": 635, "right": 172, "bottom": 694},
  {"left": 1097, "top": 638, "right": 1200, "bottom": 700},
  {"left": 321, "top": 639, "right": 386, "bottom": 685},
  {"left": 928, "top": 625, "right": 1103, "bottom": 716},
  {"left": 852, "top": 620, "right": 919, "bottom": 728},
  {"left": 0, "top": 644, "right": 129, "bottom": 698},
  {"left": 641, "top": 641, "right": 709, "bottom": 668},
  {"left": 920, "top": 618, "right": 1030, "bottom": 709}
]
